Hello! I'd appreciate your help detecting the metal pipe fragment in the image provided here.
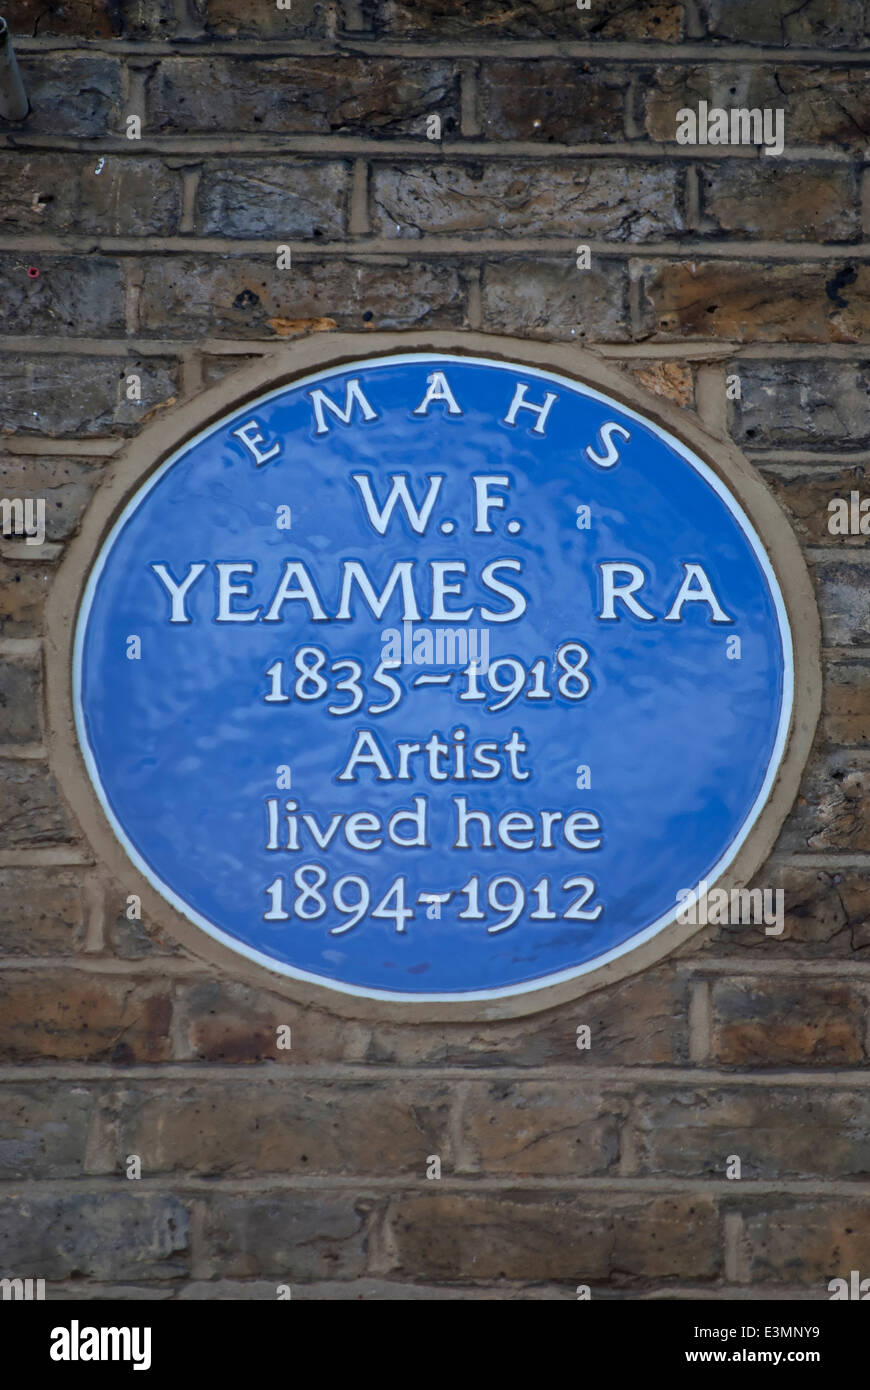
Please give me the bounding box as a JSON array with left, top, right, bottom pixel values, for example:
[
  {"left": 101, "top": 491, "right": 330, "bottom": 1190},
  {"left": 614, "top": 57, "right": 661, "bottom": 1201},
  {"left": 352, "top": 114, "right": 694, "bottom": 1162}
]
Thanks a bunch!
[{"left": 0, "top": 17, "right": 29, "bottom": 123}]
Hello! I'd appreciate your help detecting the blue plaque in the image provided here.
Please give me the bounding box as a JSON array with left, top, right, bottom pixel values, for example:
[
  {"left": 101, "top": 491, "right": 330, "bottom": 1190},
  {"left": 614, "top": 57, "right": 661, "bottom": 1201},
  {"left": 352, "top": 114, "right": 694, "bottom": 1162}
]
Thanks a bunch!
[{"left": 74, "top": 352, "right": 792, "bottom": 1003}]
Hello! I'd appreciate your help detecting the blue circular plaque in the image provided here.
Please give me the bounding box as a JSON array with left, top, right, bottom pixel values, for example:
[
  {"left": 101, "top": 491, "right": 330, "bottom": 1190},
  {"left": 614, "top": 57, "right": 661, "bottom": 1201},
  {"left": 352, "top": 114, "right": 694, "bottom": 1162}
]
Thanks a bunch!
[{"left": 74, "top": 352, "right": 793, "bottom": 1002}]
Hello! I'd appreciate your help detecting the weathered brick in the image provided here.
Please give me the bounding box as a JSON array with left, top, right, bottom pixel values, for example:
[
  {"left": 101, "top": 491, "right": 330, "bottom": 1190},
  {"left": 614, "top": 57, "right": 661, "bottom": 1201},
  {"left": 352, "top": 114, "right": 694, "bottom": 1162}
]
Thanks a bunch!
[
  {"left": 578, "top": 970, "right": 690, "bottom": 1064},
  {"left": 701, "top": 0, "right": 870, "bottom": 48},
  {"left": 843, "top": 875, "right": 870, "bottom": 950},
  {"left": 373, "top": 161, "right": 683, "bottom": 240},
  {"left": 0, "top": 454, "right": 105, "bottom": 542},
  {"left": 0, "top": 256, "right": 125, "bottom": 337},
  {"left": 2, "top": 2, "right": 868, "bottom": 1301},
  {"left": 368, "top": 971, "right": 688, "bottom": 1068},
  {"left": 147, "top": 58, "right": 460, "bottom": 136},
  {"left": 3, "top": 0, "right": 174, "bottom": 37},
  {"left": 0, "top": 558, "right": 53, "bottom": 636},
  {"left": 0, "top": 355, "right": 180, "bottom": 437},
  {"left": 482, "top": 258, "right": 630, "bottom": 342},
  {"left": 760, "top": 464, "right": 867, "bottom": 548},
  {"left": 0, "top": 1192, "right": 189, "bottom": 1281},
  {"left": 139, "top": 257, "right": 465, "bottom": 337},
  {"left": 0, "top": 656, "right": 41, "bottom": 743},
  {"left": 200, "top": 354, "right": 263, "bottom": 387},
  {"left": 368, "top": 0, "right": 683, "bottom": 40},
  {"left": 644, "top": 65, "right": 870, "bottom": 149},
  {"left": 177, "top": 1276, "right": 568, "bottom": 1298},
  {"left": 195, "top": 0, "right": 329, "bottom": 36},
  {"left": 0, "top": 760, "right": 74, "bottom": 847},
  {"left": 740, "top": 1199, "right": 870, "bottom": 1286},
  {"left": 0, "top": 867, "right": 86, "bottom": 956},
  {"left": 386, "top": 1192, "right": 720, "bottom": 1281},
  {"left": 777, "top": 749, "right": 870, "bottom": 853},
  {"left": 15, "top": 56, "right": 122, "bottom": 138},
  {"left": 0, "top": 972, "right": 173, "bottom": 1062},
  {"left": 0, "top": 154, "right": 182, "bottom": 237},
  {"left": 814, "top": 561, "right": 870, "bottom": 650},
  {"left": 613, "top": 1194, "right": 721, "bottom": 1280},
  {"left": 108, "top": 1080, "right": 452, "bottom": 1176},
  {"left": 710, "top": 977, "right": 866, "bottom": 1065},
  {"left": 196, "top": 161, "right": 351, "bottom": 239},
  {"left": 178, "top": 978, "right": 355, "bottom": 1063},
  {"left": 479, "top": 62, "right": 625, "bottom": 142},
  {"left": 628, "top": 359, "right": 694, "bottom": 407},
  {"left": 728, "top": 360, "right": 870, "bottom": 449},
  {"left": 106, "top": 883, "right": 184, "bottom": 959},
  {"left": 79, "top": 157, "right": 183, "bottom": 236},
  {"left": 49, "top": 1282, "right": 177, "bottom": 1301},
  {"left": 360, "top": 1011, "right": 570, "bottom": 1069},
  {"left": 179, "top": 969, "right": 685, "bottom": 1068},
  {"left": 460, "top": 1081, "right": 624, "bottom": 1175},
  {"left": 699, "top": 164, "right": 860, "bottom": 242},
  {"left": 636, "top": 260, "right": 870, "bottom": 343},
  {"left": 681, "top": 863, "right": 865, "bottom": 957},
  {"left": 0, "top": 1083, "right": 93, "bottom": 1178},
  {"left": 823, "top": 662, "right": 870, "bottom": 746},
  {"left": 630, "top": 1085, "right": 870, "bottom": 1179},
  {"left": 387, "top": 1191, "right": 611, "bottom": 1280},
  {"left": 195, "top": 1191, "right": 371, "bottom": 1279}
]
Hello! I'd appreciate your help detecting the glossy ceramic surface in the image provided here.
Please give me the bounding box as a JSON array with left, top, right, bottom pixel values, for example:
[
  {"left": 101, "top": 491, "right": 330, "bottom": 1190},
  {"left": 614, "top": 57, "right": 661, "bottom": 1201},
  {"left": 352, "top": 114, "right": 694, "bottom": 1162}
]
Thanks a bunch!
[{"left": 75, "top": 354, "right": 791, "bottom": 1000}]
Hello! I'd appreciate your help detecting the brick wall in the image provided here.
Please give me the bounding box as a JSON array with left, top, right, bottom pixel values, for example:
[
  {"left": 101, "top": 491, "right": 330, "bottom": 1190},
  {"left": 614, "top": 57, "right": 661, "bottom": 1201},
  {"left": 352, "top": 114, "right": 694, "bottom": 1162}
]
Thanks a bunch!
[{"left": 0, "top": 0, "right": 868, "bottom": 1299}]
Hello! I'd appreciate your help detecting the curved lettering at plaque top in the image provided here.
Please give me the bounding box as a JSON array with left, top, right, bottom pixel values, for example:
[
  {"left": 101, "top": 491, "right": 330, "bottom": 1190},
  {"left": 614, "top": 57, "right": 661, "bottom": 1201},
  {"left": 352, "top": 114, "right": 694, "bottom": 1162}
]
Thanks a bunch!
[{"left": 74, "top": 351, "right": 794, "bottom": 1004}]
